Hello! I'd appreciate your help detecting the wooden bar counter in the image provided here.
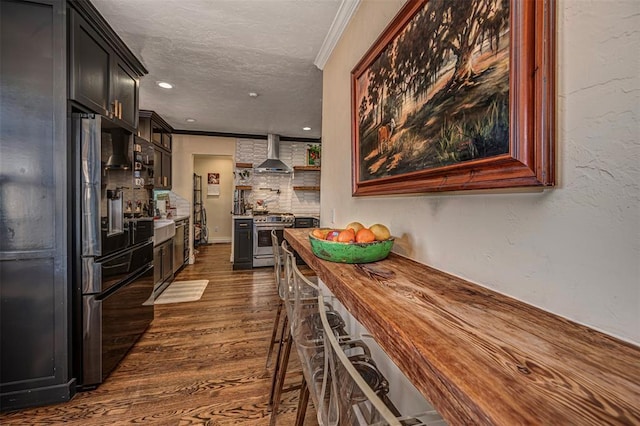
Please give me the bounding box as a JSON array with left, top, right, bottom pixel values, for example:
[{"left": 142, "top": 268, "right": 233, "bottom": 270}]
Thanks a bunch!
[{"left": 285, "top": 228, "right": 640, "bottom": 425}]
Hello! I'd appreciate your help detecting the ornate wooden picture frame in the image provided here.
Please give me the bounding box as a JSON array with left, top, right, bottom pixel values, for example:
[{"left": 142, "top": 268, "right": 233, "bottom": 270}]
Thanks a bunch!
[{"left": 351, "top": 0, "right": 555, "bottom": 195}]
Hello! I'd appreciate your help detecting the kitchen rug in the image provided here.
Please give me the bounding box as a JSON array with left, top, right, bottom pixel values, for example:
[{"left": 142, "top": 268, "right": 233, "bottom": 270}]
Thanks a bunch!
[{"left": 153, "top": 280, "right": 209, "bottom": 304}]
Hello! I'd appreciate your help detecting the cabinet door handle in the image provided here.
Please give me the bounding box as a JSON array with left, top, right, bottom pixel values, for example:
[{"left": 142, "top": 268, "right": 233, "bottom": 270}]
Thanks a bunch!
[
  {"left": 111, "top": 100, "right": 117, "bottom": 118},
  {"left": 118, "top": 101, "right": 123, "bottom": 119}
]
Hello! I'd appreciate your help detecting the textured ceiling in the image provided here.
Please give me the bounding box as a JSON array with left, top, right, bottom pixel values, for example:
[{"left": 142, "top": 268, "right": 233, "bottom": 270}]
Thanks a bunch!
[{"left": 92, "top": 0, "right": 343, "bottom": 139}]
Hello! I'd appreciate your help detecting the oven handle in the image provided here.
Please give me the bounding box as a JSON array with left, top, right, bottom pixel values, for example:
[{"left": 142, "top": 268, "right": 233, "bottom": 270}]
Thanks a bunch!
[{"left": 253, "top": 224, "right": 294, "bottom": 229}]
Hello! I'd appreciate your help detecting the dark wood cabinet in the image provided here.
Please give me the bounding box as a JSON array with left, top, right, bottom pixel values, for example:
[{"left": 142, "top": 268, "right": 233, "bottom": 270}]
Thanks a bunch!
[
  {"left": 151, "top": 142, "right": 172, "bottom": 189},
  {"left": 152, "top": 121, "right": 163, "bottom": 146},
  {"left": 173, "top": 218, "right": 189, "bottom": 274},
  {"left": 161, "top": 150, "right": 172, "bottom": 188},
  {"left": 111, "top": 57, "right": 138, "bottom": 130},
  {"left": 69, "top": 4, "right": 144, "bottom": 133},
  {"left": 162, "top": 131, "right": 172, "bottom": 151},
  {"left": 139, "top": 110, "right": 173, "bottom": 189},
  {"left": 150, "top": 117, "right": 172, "bottom": 151},
  {"left": 1, "top": 0, "right": 147, "bottom": 412},
  {"left": 153, "top": 240, "right": 173, "bottom": 293},
  {"left": 0, "top": 0, "right": 74, "bottom": 411},
  {"left": 233, "top": 219, "right": 253, "bottom": 270},
  {"left": 70, "top": 10, "right": 110, "bottom": 116}
]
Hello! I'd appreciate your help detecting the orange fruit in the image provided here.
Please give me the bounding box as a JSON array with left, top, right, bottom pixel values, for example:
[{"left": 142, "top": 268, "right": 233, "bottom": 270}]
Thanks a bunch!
[
  {"left": 337, "top": 229, "right": 355, "bottom": 243},
  {"left": 355, "top": 228, "right": 376, "bottom": 243}
]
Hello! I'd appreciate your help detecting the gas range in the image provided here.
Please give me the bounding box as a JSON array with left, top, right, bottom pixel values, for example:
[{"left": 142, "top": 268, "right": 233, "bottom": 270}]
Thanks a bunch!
[{"left": 252, "top": 213, "right": 294, "bottom": 268}]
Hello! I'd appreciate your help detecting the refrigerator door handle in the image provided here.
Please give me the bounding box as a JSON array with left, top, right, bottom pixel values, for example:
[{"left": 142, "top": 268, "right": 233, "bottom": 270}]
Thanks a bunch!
[
  {"left": 82, "top": 256, "right": 102, "bottom": 294},
  {"left": 77, "top": 113, "right": 102, "bottom": 257}
]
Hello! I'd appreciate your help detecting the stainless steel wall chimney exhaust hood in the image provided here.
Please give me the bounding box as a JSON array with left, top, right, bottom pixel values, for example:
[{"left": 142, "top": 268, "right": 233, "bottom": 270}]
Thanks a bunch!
[
  {"left": 104, "top": 128, "right": 131, "bottom": 170},
  {"left": 255, "top": 134, "right": 292, "bottom": 174}
]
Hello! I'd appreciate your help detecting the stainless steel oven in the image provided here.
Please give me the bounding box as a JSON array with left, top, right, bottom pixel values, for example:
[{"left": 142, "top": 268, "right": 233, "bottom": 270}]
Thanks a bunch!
[{"left": 253, "top": 214, "right": 294, "bottom": 267}]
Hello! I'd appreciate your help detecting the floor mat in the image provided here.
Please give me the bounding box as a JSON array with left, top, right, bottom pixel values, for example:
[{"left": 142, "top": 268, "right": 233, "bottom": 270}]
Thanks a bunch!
[{"left": 153, "top": 280, "right": 209, "bottom": 304}]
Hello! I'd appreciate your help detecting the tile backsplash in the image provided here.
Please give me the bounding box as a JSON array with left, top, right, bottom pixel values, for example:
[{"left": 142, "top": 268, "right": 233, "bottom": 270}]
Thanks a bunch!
[{"left": 235, "top": 138, "right": 320, "bottom": 215}]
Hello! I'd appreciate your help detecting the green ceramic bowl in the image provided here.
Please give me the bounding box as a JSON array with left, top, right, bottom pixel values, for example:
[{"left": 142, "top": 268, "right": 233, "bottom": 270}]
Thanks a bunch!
[{"left": 308, "top": 231, "right": 394, "bottom": 264}]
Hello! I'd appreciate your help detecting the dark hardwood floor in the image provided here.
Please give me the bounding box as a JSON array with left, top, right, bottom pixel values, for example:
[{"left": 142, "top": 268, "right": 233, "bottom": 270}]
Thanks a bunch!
[{"left": 1, "top": 243, "right": 317, "bottom": 425}]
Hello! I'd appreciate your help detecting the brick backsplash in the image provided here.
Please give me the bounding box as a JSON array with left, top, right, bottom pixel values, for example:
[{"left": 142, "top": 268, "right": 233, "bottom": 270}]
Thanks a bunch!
[{"left": 236, "top": 139, "right": 320, "bottom": 215}]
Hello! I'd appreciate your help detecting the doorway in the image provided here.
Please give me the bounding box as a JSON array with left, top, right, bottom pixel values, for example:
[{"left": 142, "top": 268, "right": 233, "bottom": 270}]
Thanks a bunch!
[{"left": 193, "top": 155, "right": 234, "bottom": 243}]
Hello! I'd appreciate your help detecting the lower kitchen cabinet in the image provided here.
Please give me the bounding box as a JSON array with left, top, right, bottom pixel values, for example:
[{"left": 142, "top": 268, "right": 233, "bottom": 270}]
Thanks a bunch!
[
  {"left": 233, "top": 219, "right": 253, "bottom": 270},
  {"left": 153, "top": 239, "right": 173, "bottom": 295}
]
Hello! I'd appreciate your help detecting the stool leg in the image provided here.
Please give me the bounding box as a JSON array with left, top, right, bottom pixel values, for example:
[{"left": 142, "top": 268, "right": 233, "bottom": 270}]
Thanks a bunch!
[
  {"left": 269, "top": 315, "right": 288, "bottom": 406},
  {"left": 266, "top": 300, "right": 283, "bottom": 369},
  {"left": 270, "top": 331, "right": 293, "bottom": 425},
  {"left": 294, "top": 376, "right": 310, "bottom": 426}
]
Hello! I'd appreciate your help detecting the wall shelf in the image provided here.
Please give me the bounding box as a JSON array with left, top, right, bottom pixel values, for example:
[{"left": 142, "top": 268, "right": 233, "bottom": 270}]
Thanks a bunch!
[
  {"left": 235, "top": 185, "right": 252, "bottom": 190},
  {"left": 293, "top": 186, "right": 320, "bottom": 191},
  {"left": 293, "top": 166, "right": 321, "bottom": 171},
  {"left": 235, "top": 162, "right": 253, "bottom": 168}
]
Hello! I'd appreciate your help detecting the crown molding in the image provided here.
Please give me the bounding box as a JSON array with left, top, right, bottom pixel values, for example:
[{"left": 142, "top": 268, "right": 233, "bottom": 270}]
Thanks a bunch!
[
  {"left": 172, "top": 129, "right": 321, "bottom": 143},
  {"left": 314, "top": 0, "right": 361, "bottom": 70}
]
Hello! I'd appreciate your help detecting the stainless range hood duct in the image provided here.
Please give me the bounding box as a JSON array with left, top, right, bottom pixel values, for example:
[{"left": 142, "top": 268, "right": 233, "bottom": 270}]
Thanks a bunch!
[{"left": 255, "top": 134, "right": 292, "bottom": 174}]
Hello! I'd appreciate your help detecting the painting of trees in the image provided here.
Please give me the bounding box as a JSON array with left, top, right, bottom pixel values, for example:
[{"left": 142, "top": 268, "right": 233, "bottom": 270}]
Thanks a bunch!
[{"left": 355, "top": 0, "right": 510, "bottom": 181}]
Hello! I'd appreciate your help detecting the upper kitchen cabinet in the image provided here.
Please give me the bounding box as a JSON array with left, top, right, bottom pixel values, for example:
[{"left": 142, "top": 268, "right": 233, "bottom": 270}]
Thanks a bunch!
[
  {"left": 110, "top": 57, "right": 138, "bottom": 130},
  {"left": 139, "top": 109, "right": 173, "bottom": 153},
  {"left": 68, "top": 0, "right": 147, "bottom": 132},
  {"left": 139, "top": 110, "right": 173, "bottom": 152},
  {"left": 139, "top": 110, "right": 174, "bottom": 189}
]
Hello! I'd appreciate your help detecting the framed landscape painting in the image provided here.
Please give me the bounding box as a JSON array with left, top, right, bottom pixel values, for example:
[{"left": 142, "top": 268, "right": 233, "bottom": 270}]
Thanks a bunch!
[{"left": 351, "top": 0, "right": 555, "bottom": 195}]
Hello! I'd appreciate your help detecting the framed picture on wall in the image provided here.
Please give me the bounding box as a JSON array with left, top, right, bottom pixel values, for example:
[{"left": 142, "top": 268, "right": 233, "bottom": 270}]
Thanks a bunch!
[
  {"left": 208, "top": 173, "right": 219, "bottom": 184},
  {"left": 207, "top": 172, "right": 220, "bottom": 195},
  {"left": 351, "top": 0, "right": 555, "bottom": 195}
]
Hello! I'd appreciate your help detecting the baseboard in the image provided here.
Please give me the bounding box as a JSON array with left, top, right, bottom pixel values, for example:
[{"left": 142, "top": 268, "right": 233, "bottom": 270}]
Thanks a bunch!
[
  {"left": 204, "top": 237, "right": 231, "bottom": 244},
  {"left": 1, "top": 378, "right": 76, "bottom": 412}
]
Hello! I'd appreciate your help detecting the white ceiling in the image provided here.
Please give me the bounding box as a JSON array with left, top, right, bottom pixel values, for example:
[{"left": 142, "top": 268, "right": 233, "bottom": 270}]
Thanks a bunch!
[{"left": 92, "top": 0, "right": 352, "bottom": 139}]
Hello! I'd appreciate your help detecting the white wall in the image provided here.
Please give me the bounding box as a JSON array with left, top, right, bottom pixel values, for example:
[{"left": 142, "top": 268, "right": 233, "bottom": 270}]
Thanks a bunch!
[
  {"left": 235, "top": 139, "right": 321, "bottom": 214},
  {"left": 321, "top": 0, "right": 640, "bottom": 344}
]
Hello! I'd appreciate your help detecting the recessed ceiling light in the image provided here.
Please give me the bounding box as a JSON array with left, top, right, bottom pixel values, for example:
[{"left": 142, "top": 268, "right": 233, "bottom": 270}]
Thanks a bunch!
[
  {"left": 157, "top": 81, "right": 173, "bottom": 89},
  {"left": 248, "top": 92, "right": 258, "bottom": 97},
  {"left": 185, "top": 118, "right": 196, "bottom": 123},
  {"left": 303, "top": 127, "right": 311, "bottom": 131}
]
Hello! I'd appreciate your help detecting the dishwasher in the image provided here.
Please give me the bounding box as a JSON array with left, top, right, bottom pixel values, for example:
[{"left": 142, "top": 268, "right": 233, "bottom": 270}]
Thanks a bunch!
[
  {"left": 293, "top": 216, "right": 319, "bottom": 264},
  {"left": 173, "top": 219, "right": 186, "bottom": 274}
]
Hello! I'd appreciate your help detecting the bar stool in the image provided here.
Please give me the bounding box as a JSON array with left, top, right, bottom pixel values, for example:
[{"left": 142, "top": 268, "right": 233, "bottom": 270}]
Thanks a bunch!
[
  {"left": 265, "top": 229, "right": 284, "bottom": 369},
  {"left": 287, "top": 255, "right": 375, "bottom": 425},
  {"left": 268, "top": 235, "right": 299, "bottom": 411},
  {"left": 318, "top": 292, "right": 446, "bottom": 425},
  {"left": 270, "top": 241, "right": 318, "bottom": 424}
]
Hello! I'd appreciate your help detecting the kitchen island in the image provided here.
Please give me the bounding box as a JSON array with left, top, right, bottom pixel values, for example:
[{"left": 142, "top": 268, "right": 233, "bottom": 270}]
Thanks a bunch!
[{"left": 284, "top": 228, "right": 640, "bottom": 425}]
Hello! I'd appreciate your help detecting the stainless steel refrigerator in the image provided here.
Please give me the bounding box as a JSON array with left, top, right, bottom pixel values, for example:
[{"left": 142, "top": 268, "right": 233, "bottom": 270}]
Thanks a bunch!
[{"left": 72, "top": 113, "right": 154, "bottom": 388}]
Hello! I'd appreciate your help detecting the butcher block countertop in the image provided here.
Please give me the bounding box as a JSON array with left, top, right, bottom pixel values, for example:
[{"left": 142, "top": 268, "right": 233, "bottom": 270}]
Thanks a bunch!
[{"left": 284, "top": 228, "right": 640, "bottom": 425}]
